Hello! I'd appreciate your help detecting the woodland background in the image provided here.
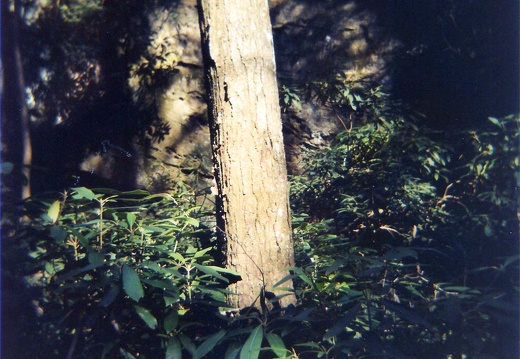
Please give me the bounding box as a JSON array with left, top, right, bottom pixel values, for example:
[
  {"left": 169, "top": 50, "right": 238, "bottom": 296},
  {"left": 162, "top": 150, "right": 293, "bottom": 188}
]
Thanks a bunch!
[{"left": 2, "top": 0, "right": 519, "bottom": 358}]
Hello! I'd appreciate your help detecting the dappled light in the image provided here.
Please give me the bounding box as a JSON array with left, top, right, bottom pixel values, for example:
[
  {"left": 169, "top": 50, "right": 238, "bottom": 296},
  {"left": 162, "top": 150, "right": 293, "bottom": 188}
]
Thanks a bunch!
[{"left": 2, "top": 0, "right": 518, "bottom": 358}]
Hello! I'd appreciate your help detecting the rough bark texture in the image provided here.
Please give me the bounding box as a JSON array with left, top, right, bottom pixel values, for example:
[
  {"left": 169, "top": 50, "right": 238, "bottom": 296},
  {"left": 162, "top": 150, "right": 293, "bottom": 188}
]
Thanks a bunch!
[{"left": 198, "top": 0, "right": 295, "bottom": 309}]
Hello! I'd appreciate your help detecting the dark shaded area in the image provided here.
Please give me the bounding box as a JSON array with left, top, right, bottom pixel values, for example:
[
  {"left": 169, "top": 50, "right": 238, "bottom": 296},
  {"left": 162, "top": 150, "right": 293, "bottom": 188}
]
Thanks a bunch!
[
  {"left": 272, "top": 0, "right": 519, "bottom": 129},
  {"left": 385, "top": 0, "right": 520, "bottom": 128},
  {"left": 271, "top": 0, "right": 394, "bottom": 85},
  {"left": 16, "top": 1, "right": 184, "bottom": 194},
  {"left": 1, "top": 0, "right": 32, "bottom": 202},
  {"left": 6, "top": 0, "right": 517, "bottom": 194}
]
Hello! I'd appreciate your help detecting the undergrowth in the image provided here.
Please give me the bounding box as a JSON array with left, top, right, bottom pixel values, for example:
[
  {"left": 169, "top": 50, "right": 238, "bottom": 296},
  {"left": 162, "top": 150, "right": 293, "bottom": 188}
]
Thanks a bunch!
[{"left": 3, "top": 108, "right": 518, "bottom": 358}]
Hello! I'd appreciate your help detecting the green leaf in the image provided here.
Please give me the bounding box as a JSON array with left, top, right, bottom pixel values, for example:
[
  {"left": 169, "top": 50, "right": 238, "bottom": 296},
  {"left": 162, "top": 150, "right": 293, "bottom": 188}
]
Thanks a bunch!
[
  {"left": 141, "top": 225, "right": 165, "bottom": 233},
  {"left": 192, "top": 263, "right": 228, "bottom": 282},
  {"left": 140, "top": 278, "right": 176, "bottom": 291},
  {"left": 484, "top": 224, "right": 494, "bottom": 237},
  {"left": 54, "top": 259, "right": 104, "bottom": 283},
  {"left": 127, "top": 212, "right": 136, "bottom": 229},
  {"left": 289, "top": 307, "right": 314, "bottom": 322},
  {"left": 325, "top": 259, "right": 345, "bottom": 275},
  {"left": 224, "top": 342, "right": 242, "bottom": 359},
  {"left": 272, "top": 273, "right": 296, "bottom": 288},
  {"left": 295, "top": 341, "right": 322, "bottom": 350},
  {"left": 323, "top": 303, "right": 360, "bottom": 340},
  {"left": 143, "top": 261, "right": 183, "bottom": 279},
  {"left": 179, "top": 334, "right": 196, "bottom": 356},
  {"left": 163, "top": 311, "right": 178, "bottom": 333},
  {"left": 197, "top": 287, "right": 227, "bottom": 302},
  {"left": 441, "top": 286, "right": 471, "bottom": 292},
  {"left": 266, "top": 333, "right": 288, "bottom": 357},
  {"left": 123, "top": 265, "right": 144, "bottom": 302},
  {"left": 44, "top": 261, "right": 57, "bottom": 276},
  {"left": 132, "top": 305, "right": 157, "bottom": 329},
  {"left": 71, "top": 187, "right": 98, "bottom": 200},
  {"left": 195, "top": 329, "right": 226, "bottom": 358},
  {"left": 183, "top": 217, "right": 200, "bottom": 227},
  {"left": 170, "top": 252, "right": 186, "bottom": 262},
  {"left": 488, "top": 116, "right": 502, "bottom": 128},
  {"left": 99, "top": 285, "right": 119, "bottom": 307},
  {"left": 88, "top": 252, "right": 104, "bottom": 266},
  {"left": 240, "top": 325, "right": 263, "bottom": 359},
  {"left": 164, "top": 295, "right": 179, "bottom": 306},
  {"left": 166, "top": 338, "right": 182, "bottom": 359},
  {"left": 50, "top": 226, "right": 68, "bottom": 242},
  {"left": 193, "top": 247, "right": 213, "bottom": 259},
  {"left": 122, "top": 189, "right": 150, "bottom": 196},
  {"left": 289, "top": 267, "right": 314, "bottom": 288},
  {"left": 46, "top": 200, "right": 61, "bottom": 224}
]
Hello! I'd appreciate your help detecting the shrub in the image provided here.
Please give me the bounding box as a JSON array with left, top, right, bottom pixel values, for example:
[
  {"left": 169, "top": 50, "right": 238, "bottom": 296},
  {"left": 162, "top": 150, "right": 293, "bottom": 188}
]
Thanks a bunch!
[
  {"left": 3, "top": 185, "right": 234, "bottom": 358},
  {"left": 288, "top": 113, "right": 519, "bottom": 358}
]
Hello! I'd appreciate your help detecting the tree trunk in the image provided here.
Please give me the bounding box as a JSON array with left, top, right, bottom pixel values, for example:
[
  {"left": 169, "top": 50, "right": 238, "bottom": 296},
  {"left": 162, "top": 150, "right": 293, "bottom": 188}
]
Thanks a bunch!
[
  {"left": 1, "top": 0, "right": 32, "bottom": 201},
  {"left": 198, "top": 0, "right": 295, "bottom": 309}
]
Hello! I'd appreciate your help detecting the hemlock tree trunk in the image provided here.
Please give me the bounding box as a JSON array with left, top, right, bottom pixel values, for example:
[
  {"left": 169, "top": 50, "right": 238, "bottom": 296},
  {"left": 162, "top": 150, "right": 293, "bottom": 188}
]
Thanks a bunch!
[{"left": 198, "top": 0, "right": 295, "bottom": 309}]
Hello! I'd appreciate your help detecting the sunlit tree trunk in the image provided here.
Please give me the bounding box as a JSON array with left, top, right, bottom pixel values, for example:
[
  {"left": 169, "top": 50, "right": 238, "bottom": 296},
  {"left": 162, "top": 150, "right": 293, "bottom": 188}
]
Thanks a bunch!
[
  {"left": 1, "top": 0, "right": 32, "bottom": 201},
  {"left": 198, "top": 0, "right": 295, "bottom": 309}
]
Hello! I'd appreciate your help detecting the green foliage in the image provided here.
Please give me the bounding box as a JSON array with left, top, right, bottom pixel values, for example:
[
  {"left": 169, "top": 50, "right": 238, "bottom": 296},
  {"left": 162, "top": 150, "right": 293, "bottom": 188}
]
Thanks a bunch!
[
  {"left": 4, "top": 185, "right": 234, "bottom": 358},
  {"left": 457, "top": 115, "right": 520, "bottom": 240},
  {"left": 310, "top": 74, "right": 394, "bottom": 121},
  {"left": 7, "top": 1, "right": 518, "bottom": 357},
  {"left": 287, "top": 112, "right": 519, "bottom": 358},
  {"left": 291, "top": 115, "right": 451, "bottom": 239},
  {"left": 4, "top": 110, "right": 518, "bottom": 358},
  {"left": 280, "top": 85, "right": 302, "bottom": 113},
  {"left": 4, "top": 113, "right": 518, "bottom": 359},
  {"left": 59, "top": 0, "right": 103, "bottom": 23}
]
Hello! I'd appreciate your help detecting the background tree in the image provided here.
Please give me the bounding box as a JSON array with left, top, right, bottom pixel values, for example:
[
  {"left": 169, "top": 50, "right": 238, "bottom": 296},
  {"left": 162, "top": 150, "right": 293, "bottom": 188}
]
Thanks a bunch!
[
  {"left": 198, "top": 0, "right": 295, "bottom": 309},
  {"left": 2, "top": 0, "right": 32, "bottom": 201}
]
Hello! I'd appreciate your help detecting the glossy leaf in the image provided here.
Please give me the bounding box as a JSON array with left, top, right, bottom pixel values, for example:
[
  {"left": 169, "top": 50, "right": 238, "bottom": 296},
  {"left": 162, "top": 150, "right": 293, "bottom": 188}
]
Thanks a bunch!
[
  {"left": 266, "top": 333, "right": 288, "bottom": 357},
  {"left": 194, "top": 329, "right": 226, "bottom": 358},
  {"left": 71, "top": 187, "right": 98, "bottom": 200},
  {"left": 288, "top": 267, "right": 313, "bottom": 287},
  {"left": 166, "top": 338, "right": 182, "bottom": 359},
  {"left": 240, "top": 325, "right": 263, "bottom": 359},
  {"left": 132, "top": 305, "right": 157, "bottom": 329},
  {"left": 123, "top": 265, "right": 144, "bottom": 302},
  {"left": 127, "top": 212, "right": 136, "bottom": 229},
  {"left": 163, "top": 311, "right": 178, "bottom": 333},
  {"left": 224, "top": 342, "right": 242, "bottom": 359},
  {"left": 46, "top": 200, "right": 61, "bottom": 224},
  {"left": 179, "top": 334, "right": 196, "bottom": 356},
  {"left": 192, "top": 263, "right": 228, "bottom": 282}
]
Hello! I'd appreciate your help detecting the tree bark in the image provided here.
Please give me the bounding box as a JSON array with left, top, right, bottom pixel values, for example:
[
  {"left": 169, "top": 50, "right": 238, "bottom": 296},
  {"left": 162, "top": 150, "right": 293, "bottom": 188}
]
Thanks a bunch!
[
  {"left": 1, "top": 0, "right": 32, "bottom": 201},
  {"left": 198, "top": 0, "right": 295, "bottom": 309}
]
